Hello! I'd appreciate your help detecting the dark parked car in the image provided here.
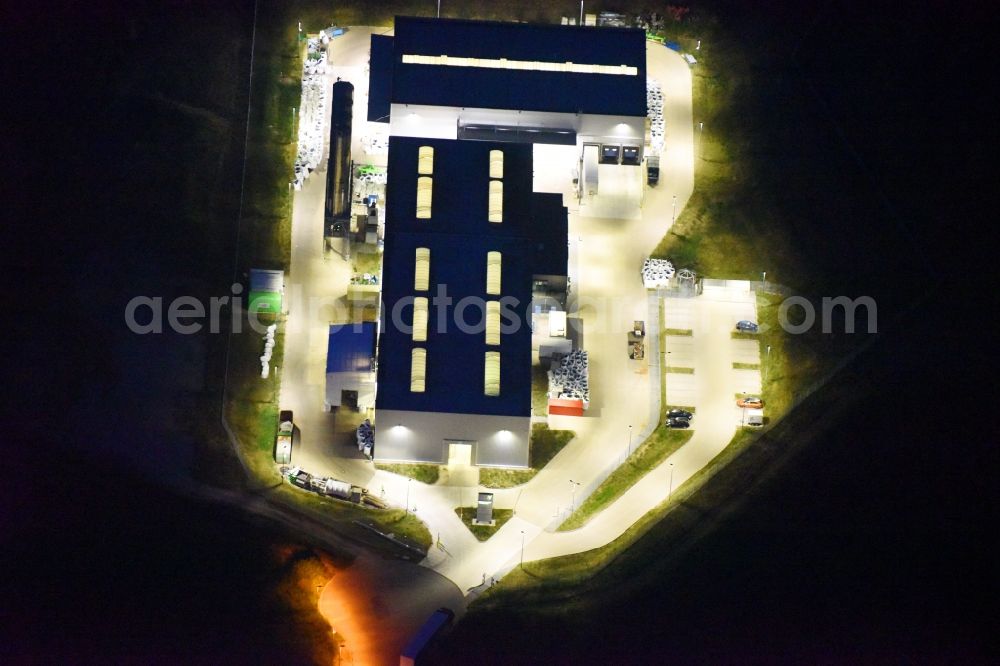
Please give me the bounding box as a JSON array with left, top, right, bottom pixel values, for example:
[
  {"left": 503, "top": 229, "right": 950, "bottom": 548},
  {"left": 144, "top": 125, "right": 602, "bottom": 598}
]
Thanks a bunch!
[
  {"left": 666, "top": 417, "right": 690, "bottom": 429},
  {"left": 736, "top": 320, "right": 759, "bottom": 333},
  {"left": 667, "top": 409, "right": 693, "bottom": 421}
]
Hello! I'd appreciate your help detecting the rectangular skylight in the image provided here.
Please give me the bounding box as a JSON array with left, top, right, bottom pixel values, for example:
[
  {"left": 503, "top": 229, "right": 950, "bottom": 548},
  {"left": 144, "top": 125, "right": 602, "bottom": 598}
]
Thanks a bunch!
[
  {"left": 414, "top": 247, "right": 430, "bottom": 291},
  {"left": 484, "top": 352, "right": 500, "bottom": 396},
  {"left": 418, "top": 145, "right": 434, "bottom": 175},
  {"left": 486, "top": 251, "right": 502, "bottom": 295},
  {"left": 488, "top": 180, "right": 503, "bottom": 223},
  {"left": 489, "top": 149, "right": 503, "bottom": 179},
  {"left": 485, "top": 301, "right": 500, "bottom": 346},
  {"left": 413, "top": 297, "right": 428, "bottom": 342},
  {"left": 402, "top": 54, "right": 638, "bottom": 76},
  {"left": 410, "top": 348, "right": 427, "bottom": 392},
  {"left": 416, "top": 176, "right": 433, "bottom": 219}
]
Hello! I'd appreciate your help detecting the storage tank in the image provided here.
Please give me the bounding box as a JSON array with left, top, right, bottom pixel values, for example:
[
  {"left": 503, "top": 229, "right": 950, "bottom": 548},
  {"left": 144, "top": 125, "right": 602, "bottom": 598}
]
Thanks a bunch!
[{"left": 325, "top": 80, "right": 354, "bottom": 222}]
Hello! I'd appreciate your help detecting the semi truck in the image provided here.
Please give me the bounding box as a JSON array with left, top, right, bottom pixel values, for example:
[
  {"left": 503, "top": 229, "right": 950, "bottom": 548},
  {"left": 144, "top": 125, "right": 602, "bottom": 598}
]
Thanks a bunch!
[
  {"left": 285, "top": 467, "right": 368, "bottom": 504},
  {"left": 275, "top": 410, "right": 293, "bottom": 464},
  {"left": 400, "top": 607, "right": 455, "bottom": 666}
]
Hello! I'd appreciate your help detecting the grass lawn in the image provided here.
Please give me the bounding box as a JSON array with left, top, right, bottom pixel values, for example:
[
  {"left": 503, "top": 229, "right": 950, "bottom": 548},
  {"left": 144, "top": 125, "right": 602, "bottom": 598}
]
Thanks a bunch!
[
  {"left": 731, "top": 331, "right": 758, "bottom": 340},
  {"left": 531, "top": 363, "right": 549, "bottom": 416},
  {"left": 375, "top": 462, "right": 440, "bottom": 485},
  {"left": 480, "top": 425, "right": 574, "bottom": 488},
  {"left": 559, "top": 427, "right": 694, "bottom": 531},
  {"left": 732, "top": 362, "right": 760, "bottom": 370},
  {"left": 665, "top": 366, "right": 695, "bottom": 374},
  {"left": 454, "top": 507, "right": 515, "bottom": 542},
  {"left": 664, "top": 328, "right": 694, "bottom": 336}
]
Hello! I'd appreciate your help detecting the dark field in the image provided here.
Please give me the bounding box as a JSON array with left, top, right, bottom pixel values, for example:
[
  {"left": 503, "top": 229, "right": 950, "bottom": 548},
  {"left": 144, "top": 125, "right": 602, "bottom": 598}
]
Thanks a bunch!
[{"left": 5, "top": 0, "right": 993, "bottom": 663}]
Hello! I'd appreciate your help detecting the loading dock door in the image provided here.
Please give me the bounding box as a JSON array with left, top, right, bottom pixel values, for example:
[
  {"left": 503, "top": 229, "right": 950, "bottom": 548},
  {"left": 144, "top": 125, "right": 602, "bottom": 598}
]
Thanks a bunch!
[{"left": 447, "top": 441, "right": 474, "bottom": 466}]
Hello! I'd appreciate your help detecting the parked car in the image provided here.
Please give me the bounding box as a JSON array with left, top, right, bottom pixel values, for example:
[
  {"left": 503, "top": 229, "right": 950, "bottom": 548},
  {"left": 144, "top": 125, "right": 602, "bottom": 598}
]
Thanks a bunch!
[
  {"left": 736, "top": 320, "right": 759, "bottom": 333},
  {"left": 737, "top": 396, "right": 764, "bottom": 409},
  {"left": 666, "top": 417, "right": 691, "bottom": 429},
  {"left": 667, "top": 409, "right": 693, "bottom": 420}
]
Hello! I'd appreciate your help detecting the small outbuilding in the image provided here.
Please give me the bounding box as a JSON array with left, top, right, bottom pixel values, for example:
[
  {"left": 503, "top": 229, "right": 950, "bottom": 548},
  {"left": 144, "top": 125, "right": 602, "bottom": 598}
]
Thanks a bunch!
[{"left": 248, "top": 269, "right": 284, "bottom": 316}]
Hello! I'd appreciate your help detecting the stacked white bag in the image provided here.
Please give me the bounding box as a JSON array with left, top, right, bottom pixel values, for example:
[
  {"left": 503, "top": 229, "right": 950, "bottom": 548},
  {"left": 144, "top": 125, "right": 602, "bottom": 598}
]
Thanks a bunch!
[
  {"left": 261, "top": 323, "right": 277, "bottom": 378},
  {"left": 292, "top": 37, "right": 330, "bottom": 190}
]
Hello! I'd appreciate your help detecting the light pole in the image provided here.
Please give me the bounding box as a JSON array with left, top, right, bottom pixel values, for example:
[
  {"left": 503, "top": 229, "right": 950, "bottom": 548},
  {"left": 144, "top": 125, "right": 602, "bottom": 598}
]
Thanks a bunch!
[
  {"left": 520, "top": 530, "right": 526, "bottom": 568},
  {"left": 765, "top": 345, "right": 771, "bottom": 382},
  {"left": 405, "top": 477, "right": 412, "bottom": 512},
  {"left": 761, "top": 270, "right": 767, "bottom": 289},
  {"left": 436, "top": 0, "right": 440, "bottom": 18},
  {"left": 672, "top": 195, "right": 677, "bottom": 222},
  {"left": 570, "top": 479, "right": 581, "bottom": 511},
  {"left": 668, "top": 462, "right": 675, "bottom": 499},
  {"left": 627, "top": 424, "right": 633, "bottom": 458},
  {"left": 741, "top": 392, "right": 747, "bottom": 427},
  {"left": 579, "top": 1, "right": 584, "bottom": 25}
]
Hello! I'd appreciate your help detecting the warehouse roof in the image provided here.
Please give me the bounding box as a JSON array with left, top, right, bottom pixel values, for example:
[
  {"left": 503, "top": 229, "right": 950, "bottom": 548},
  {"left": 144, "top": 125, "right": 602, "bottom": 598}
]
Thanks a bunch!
[
  {"left": 377, "top": 16, "right": 646, "bottom": 118},
  {"left": 327, "top": 322, "right": 377, "bottom": 373},
  {"left": 367, "top": 34, "right": 394, "bottom": 122},
  {"left": 375, "top": 136, "right": 567, "bottom": 417}
]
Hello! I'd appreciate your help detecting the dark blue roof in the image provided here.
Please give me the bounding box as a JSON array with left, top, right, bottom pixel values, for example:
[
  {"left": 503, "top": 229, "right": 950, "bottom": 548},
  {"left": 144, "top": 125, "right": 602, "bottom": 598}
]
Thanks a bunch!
[
  {"left": 376, "top": 137, "right": 567, "bottom": 417},
  {"left": 367, "top": 34, "right": 394, "bottom": 123},
  {"left": 327, "top": 322, "right": 377, "bottom": 373},
  {"left": 389, "top": 16, "right": 646, "bottom": 117}
]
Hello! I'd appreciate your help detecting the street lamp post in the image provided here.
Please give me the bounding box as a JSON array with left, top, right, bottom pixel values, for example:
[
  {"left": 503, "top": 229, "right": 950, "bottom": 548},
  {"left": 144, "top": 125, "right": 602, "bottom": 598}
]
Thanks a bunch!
[
  {"left": 765, "top": 345, "right": 771, "bottom": 382},
  {"left": 569, "top": 479, "right": 581, "bottom": 511},
  {"left": 405, "top": 477, "right": 412, "bottom": 512},
  {"left": 672, "top": 195, "right": 677, "bottom": 222},
  {"left": 437, "top": 0, "right": 441, "bottom": 18},
  {"left": 520, "top": 530, "right": 526, "bottom": 568},
  {"left": 741, "top": 392, "right": 747, "bottom": 427},
  {"left": 669, "top": 462, "right": 675, "bottom": 499},
  {"left": 579, "top": 1, "right": 584, "bottom": 25},
  {"left": 627, "top": 424, "right": 633, "bottom": 458}
]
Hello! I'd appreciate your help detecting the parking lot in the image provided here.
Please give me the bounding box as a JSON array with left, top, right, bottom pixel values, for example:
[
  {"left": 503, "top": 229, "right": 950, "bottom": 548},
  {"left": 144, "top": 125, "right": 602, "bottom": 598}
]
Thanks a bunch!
[{"left": 662, "top": 281, "right": 763, "bottom": 426}]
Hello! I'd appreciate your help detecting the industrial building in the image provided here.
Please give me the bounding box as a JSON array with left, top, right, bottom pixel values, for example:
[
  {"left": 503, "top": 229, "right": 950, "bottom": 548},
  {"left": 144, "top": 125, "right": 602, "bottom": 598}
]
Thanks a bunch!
[
  {"left": 369, "top": 17, "right": 648, "bottom": 214},
  {"left": 372, "top": 137, "right": 567, "bottom": 467},
  {"left": 363, "top": 17, "right": 647, "bottom": 466}
]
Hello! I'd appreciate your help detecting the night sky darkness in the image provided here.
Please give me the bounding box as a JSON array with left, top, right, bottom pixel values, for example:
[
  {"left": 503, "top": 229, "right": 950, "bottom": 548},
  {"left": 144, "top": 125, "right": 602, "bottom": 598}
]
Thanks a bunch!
[{"left": 3, "top": 0, "right": 994, "bottom": 662}]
